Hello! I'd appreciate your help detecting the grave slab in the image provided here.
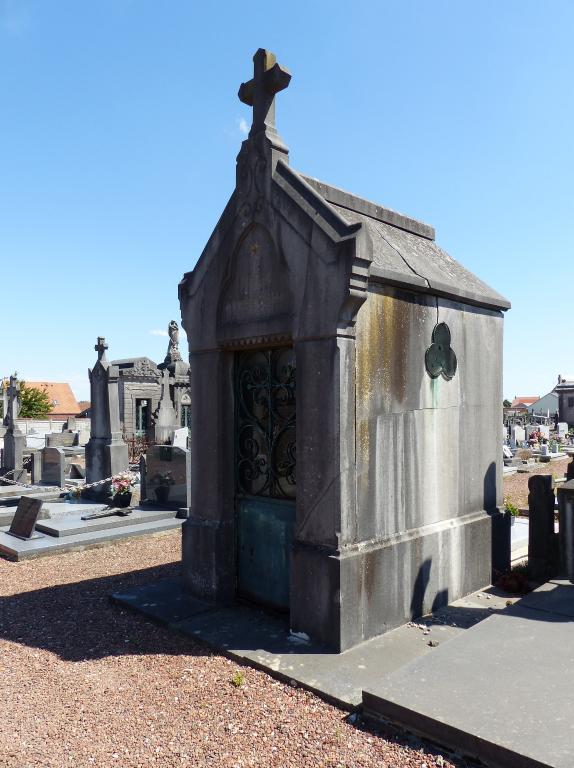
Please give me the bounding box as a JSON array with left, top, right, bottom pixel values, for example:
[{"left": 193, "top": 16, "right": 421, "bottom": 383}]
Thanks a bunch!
[
  {"left": 112, "top": 579, "right": 514, "bottom": 708},
  {"left": 36, "top": 507, "right": 177, "bottom": 537},
  {"left": 0, "top": 516, "right": 183, "bottom": 561},
  {"left": 362, "top": 580, "right": 574, "bottom": 768}
]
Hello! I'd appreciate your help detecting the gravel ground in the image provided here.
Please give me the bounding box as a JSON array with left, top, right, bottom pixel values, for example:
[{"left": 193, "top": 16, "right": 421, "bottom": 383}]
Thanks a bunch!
[
  {"left": 0, "top": 531, "right": 463, "bottom": 768},
  {"left": 503, "top": 455, "right": 571, "bottom": 509}
]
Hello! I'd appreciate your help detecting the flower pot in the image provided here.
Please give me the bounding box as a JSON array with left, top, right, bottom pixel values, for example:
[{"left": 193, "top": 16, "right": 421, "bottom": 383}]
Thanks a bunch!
[
  {"left": 155, "top": 485, "right": 170, "bottom": 505},
  {"left": 112, "top": 492, "right": 132, "bottom": 508}
]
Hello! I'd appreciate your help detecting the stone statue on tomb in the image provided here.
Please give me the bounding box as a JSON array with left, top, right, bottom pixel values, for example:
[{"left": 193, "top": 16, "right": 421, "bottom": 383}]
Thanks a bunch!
[
  {"left": 161, "top": 320, "right": 183, "bottom": 368},
  {"left": 168, "top": 320, "right": 179, "bottom": 346}
]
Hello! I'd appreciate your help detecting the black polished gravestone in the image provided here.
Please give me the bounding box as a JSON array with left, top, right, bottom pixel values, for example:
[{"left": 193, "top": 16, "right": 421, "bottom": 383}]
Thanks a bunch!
[{"left": 7, "top": 497, "right": 45, "bottom": 540}]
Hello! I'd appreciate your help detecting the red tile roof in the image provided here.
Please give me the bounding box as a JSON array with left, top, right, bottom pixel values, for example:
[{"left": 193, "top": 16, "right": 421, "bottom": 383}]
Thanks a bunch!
[
  {"left": 510, "top": 396, "right": 540, "bottom": 408},
  {"left": 24, "top": 382, "right": 81, "bottom": 416}
]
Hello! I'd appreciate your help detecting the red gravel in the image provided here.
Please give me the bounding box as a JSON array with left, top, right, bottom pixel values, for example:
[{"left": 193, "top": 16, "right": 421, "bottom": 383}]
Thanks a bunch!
[
  {"left": 0, "top": 531, "right": 462, "bottom": 768},
  {"left": 503, "top": 456, "right": 571, "bottom": 509}
]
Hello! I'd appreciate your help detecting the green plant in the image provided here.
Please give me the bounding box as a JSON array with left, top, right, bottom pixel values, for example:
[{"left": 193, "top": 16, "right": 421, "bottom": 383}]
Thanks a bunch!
[
  {"left": 19, "top": 382, "right": 53, "bottom": 418},
  {"left": 230, "top": 671, "right": 245, "bottom": 688},
  {"left": 503, "top": 497, "right": 520, "bottom": 517}
]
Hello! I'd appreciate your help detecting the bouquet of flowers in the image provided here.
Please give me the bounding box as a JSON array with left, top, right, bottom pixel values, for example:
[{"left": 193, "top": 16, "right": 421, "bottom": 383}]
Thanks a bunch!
[{"left": 111, "top": 472, "right": 136, "bottom": 496}]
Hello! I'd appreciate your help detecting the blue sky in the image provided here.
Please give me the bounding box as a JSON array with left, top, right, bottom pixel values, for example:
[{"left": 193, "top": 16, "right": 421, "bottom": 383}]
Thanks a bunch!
[{"left": 1, "top": 0, "right": 572, "bottom": 401}]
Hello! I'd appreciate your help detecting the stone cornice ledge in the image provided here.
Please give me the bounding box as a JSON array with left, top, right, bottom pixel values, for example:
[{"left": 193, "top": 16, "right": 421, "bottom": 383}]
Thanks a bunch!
[{"left": 369, "top": 265, "right": 511, "bottom": 312}]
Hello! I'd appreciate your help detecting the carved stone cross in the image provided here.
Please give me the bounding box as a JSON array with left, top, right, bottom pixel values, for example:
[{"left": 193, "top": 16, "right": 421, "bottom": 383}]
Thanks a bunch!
[
  {"left": 6, "top": 374, "right": 20, "bottom": 427},
  {"left": 95, "top": 336, "right": 108, "bottom": 362},
  {"left": 238, "top": 48, "right": 291, "bottom": 137}
]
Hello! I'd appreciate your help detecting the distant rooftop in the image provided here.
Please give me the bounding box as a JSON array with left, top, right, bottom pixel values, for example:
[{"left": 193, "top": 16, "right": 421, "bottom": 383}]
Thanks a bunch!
[
  {"left": 510, "top": 396, "right": 540, "bottom": 408},
  {"left": 25, "top": 382, "right": 81, "bottom": 416}
]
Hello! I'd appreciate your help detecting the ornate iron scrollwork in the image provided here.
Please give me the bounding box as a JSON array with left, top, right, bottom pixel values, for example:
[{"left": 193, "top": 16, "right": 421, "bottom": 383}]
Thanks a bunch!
[{"left": 236, "top": 348, "right": 296, "bottom": 499}]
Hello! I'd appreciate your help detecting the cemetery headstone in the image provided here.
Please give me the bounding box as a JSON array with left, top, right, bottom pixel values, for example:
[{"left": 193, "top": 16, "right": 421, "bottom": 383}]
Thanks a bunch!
[
  {"left": 30, "top": 450, "right": 42, "bottom": 484},
  {"left": 1, "top": 374, "right": 26, "bottom": 482},
  {"left": 46, "top": 431, "right": 77, "bottom": 448},
  {"left": 85, "top": 337, "right": 129, "bottom": 498},
  {"left": 7, "top": 497, "right": 44, "bottom": 540},
  {"left": 153, "top": 369, "right": 178, "bottom": 445},
  {"left": 539, "top": 424, "right": 550, "bottom": 440},
  {"left": 139, "top": 454, "right": 147, "bottom": 502},
  {"left": 144, "top": 445, "right": 188, "bottom": 508},
  {"left": 41, "top": 447, "right": 66, "bottom": 487},
  {"left": 69, "top": 463, "right": 85, "bottom": 479},
  {"left": 172, "top": 427, "right": 188, "bottom": 449},
  {"left": 528, "top": 475, "right": 558, "bottom": 581},
  {"left": 510, "top": 426, "right": 525, "bottom": 448},
  {"left": 558, "top": 422, "right": 568, "bottom": 438}
]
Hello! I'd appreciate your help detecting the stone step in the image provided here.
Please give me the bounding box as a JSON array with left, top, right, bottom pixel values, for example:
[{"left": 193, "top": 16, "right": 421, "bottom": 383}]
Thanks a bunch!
[
  {"left": 0, "top": 517, "right": 183, "bottom": 561},
  {"left": 36, "top": 508, "right": 178, "bottom": 537}
]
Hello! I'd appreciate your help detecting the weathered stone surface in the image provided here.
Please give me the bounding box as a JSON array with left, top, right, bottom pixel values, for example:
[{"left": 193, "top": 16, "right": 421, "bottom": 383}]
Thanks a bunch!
[
  {"left": 558, "top": 479, "right": 574, "bottom": 581},
  {"left": 41, "top": 447, "right": 65, "bottom": 487},
  {"left": 7, "top": 497, "right": 44, "bottom": 540},
  {"left": 363, "top": 581, "right": 574, "bottom": 768},
  {"left": 153, "top": 369, "right": 178, "bottom": 445},
  {"left": 85, "top": 337, "right": 128, "bottom": 498},
  {"left": 144, "top": 445, "right": 188, "bottom": 508},
  {"left": 528, "top": 475, "right": 557, "bottom": 581},
  {"left": 177, "top": 49, "right": 508, "bottom": 651}
]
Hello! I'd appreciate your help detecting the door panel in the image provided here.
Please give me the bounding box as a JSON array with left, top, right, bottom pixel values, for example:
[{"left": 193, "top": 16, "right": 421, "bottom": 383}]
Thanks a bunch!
[
  {"left": 235, "top": 347, "right": 296, "bottom": 610},
  {"left": 237, "top": 497, "right": 295, "bottom": 609}
]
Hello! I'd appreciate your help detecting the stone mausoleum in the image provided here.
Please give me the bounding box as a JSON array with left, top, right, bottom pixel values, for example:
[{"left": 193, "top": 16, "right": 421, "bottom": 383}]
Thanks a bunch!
[
  {"left": 112, "top": 322, "right": 191, "bottom": 439},
  {"left": 179, "top": 49, "right": 510, "bottom": 651}
]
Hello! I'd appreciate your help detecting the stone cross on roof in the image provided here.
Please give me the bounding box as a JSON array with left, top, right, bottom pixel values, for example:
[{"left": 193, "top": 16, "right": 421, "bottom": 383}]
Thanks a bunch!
[
  {"left": 238, "top": 48, "right": 291, "bottom": 138},
  {"left": 95, "top": 337, "right": 108, "bottom": 362}
]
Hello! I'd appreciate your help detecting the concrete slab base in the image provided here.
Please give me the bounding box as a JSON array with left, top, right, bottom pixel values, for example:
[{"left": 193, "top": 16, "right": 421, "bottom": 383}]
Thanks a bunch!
[
  {"left": 111, "top": 578, "right": 517, "bottom": 709},
  {"left": 363, "top": 579, "right": 574, "bottom": 768},
  {"left": 0, "top": 505, "right": 183, "bottom": 561}
]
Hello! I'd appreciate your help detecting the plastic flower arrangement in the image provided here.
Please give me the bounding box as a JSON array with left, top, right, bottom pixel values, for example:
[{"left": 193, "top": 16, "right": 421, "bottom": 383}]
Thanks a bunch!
[{"left": 111, "top": 472, "right": 135, "bottom": 496}]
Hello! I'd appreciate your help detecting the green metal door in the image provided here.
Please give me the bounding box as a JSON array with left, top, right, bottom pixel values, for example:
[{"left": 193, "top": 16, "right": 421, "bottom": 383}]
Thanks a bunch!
[{"left": 235, "top": 347, "right": 296, "bottom": 610}]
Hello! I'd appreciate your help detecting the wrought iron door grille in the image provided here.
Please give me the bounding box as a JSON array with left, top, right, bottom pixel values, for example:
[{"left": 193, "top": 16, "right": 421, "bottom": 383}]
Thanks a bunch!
[{"left": 235, "top": 347, "right": 296, "bottom": 499}]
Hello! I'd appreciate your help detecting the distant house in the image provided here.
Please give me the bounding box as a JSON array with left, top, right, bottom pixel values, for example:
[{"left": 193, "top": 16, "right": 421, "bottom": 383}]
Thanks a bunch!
[
  {"left": 509, "top": 396, "right": 540, "bottom": 413},
  {"left": 77, "top": 401, "right": 91, "bottom": 418},
  {"left": 25, "top": 382, "right": 81, "bottom": 418},
  {"left": 556, "top": 375, "right": 574, "bottom": 427},
  {"left": 527, "top": 391, "right": 559, "bottom": 418}
]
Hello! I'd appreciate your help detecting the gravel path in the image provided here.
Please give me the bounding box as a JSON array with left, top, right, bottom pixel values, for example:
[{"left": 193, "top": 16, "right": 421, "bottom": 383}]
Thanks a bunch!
[
  {"left": 0, "top": 532, "right": 461, "bottom": 768},
  {"left": 503, "top": 456, "right": 571, "bottom": 509}
]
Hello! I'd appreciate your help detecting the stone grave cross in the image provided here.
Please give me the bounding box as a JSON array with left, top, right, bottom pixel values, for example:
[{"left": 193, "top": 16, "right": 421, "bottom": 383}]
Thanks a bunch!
[
  {"left": 95, "top": 336, "right": 108, "bottom": 363},
  {"left": 238, "top": 48, "right": 291, "bottom": 137},
  {"left": 6, "top": 374, "right": 22, "bottom": 431}
]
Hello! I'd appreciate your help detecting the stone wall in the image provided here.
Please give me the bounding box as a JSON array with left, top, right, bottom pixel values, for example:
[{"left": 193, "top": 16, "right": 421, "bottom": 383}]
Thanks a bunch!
[
  {"left": 119, "top": 380, "right": 161, "bottom": 436},
  {"left": 333, "top": 286, "right": 504, "bottom": 643}
]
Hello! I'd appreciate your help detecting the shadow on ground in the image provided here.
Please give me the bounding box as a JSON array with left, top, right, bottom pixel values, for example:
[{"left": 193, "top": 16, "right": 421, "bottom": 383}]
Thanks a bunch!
[{"left": 0, "top": 562, "right": 214, "bottom": 662}]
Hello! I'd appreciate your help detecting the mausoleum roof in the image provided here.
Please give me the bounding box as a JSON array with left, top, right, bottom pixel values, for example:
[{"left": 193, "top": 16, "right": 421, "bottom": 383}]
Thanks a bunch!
[
  {"left": 111, "top": 357, "right": 158, "bottom": 369},
  {"left": 300, "top": 173, "right": 510, "bottom": 312}
]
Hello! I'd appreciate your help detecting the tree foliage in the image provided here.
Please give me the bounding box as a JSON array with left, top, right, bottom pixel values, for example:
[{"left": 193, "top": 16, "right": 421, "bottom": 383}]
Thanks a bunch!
[{"left": 20, "top": 382, "right": 53, "bottom": 418}]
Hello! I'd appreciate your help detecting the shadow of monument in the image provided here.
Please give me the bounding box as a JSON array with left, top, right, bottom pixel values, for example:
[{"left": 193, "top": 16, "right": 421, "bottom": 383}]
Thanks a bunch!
[{"left": 0, "top": 562, "right": 213, "bottom": 663}]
